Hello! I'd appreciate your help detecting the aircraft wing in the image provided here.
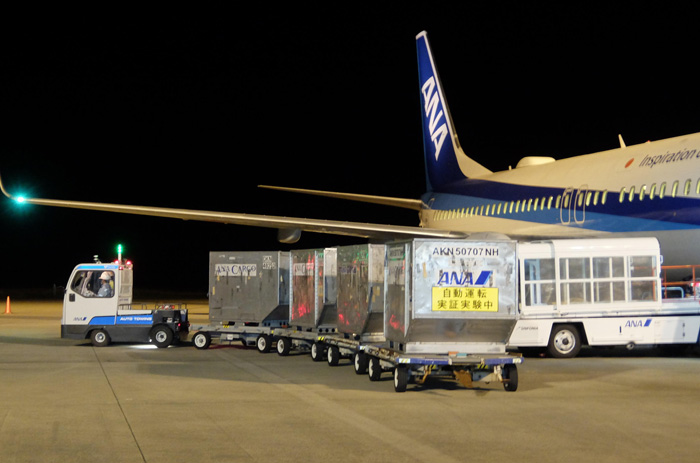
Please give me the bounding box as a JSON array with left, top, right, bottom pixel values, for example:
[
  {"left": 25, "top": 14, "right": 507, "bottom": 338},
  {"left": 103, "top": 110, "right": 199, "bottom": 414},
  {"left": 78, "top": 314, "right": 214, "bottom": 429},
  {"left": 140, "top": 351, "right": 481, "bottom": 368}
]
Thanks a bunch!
[{"left": 0, "top": 175, "right": 466, "bottom": 242}]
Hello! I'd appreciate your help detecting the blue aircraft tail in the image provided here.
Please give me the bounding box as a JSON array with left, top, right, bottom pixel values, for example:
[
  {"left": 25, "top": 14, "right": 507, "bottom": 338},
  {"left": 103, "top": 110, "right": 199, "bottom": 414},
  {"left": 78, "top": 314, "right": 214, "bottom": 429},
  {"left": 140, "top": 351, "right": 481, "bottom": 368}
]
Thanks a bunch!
[{"left": 416, "top": 31, "right": 491, "bottom": 192}]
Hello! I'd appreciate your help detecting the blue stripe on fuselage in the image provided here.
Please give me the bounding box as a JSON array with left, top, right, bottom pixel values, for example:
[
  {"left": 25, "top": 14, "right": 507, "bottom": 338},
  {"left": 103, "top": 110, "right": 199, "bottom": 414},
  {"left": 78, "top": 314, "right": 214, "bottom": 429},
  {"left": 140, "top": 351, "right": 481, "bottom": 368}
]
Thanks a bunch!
[{"left": 423, "top": 180, "right": 700, "bottom": 231}]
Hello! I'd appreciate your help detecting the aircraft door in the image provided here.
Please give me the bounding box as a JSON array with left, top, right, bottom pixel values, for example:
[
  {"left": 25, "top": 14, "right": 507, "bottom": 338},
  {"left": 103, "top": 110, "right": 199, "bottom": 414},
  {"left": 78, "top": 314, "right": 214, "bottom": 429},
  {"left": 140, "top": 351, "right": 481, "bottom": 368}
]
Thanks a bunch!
[
  {"left": 559, "top": 187, "right": 574, "bottom": 225},
  {"left": 559, "top": 186, "right": 587, "bottom": 225},
  {"left": 573, "top": 185, "right": 588, "bottom": 224}
]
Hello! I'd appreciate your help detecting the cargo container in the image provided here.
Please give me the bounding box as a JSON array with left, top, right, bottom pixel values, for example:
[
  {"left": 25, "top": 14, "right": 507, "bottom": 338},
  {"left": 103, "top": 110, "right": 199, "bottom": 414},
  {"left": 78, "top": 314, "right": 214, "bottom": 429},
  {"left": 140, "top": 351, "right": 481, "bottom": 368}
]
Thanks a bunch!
[
  {"left": 317, "top": 244, "right": 386, "bottom": 368},
  {"left": 319, "top": 239, "right": 522, "bottom": 392},
  {"left": 191, "top": 251, "right": 290, "bottom": 351},
  {"left": 272, "top": 248, "right": 339, "bottom": 357}
]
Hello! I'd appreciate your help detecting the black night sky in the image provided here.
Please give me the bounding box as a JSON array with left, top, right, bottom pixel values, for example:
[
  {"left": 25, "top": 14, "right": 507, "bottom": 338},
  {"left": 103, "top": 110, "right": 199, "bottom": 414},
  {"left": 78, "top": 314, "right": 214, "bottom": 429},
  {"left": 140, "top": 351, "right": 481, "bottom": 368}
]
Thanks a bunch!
[{"left": 2, "top": 4, "right": 699, "bottom": 296}]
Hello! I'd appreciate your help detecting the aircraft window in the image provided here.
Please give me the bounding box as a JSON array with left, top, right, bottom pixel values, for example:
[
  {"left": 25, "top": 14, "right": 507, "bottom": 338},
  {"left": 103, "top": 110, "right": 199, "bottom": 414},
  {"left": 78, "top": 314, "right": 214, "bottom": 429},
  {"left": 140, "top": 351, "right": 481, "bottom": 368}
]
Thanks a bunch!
[
  {"left": 619, "top": 187, "right": 626, "bottom": 203},
  {"left": 514, "top": 201, "right": 519, "bottom": 213},
  {"left": 627, "top": 186, "right": 635, "bottom": 202},
  {"left": 563, "top": 195, "right": 570, "bottom": 208},
  {"left": 592, "top": 191, "right": 599, "bottom": 206},
  {"left": 547, "top": 196, "right": 553, "bottom": 209},
  {"left": 601, "top": 190, "right": 608, "bottom": 204},
  {"left": 684, "top": 179, "right": 692, "bottom": 196},
  {"left": 659, "top": 182, "right": 666, "bottom": 199},
  {"left": 672, "top": 180, "right": 679, "bottom": 198},
  {"left": 532, "top": 198, "right": 538, "bottom": 211},
  {"left": 639, "top": 185, "right": 646, "bottom": 201},
  {"left": 577, "top": 192, "right": 584, "bottom": 207},
  {"left": 649, "top": 183, "right": 657, "bottom": 200},
  {"left": 696, "top": 179, "right": 700, "bottom": 195},
  {"left": 484, "top": 205, "right": 489, "bottom": 216},
  {"left": 496, "top": 203, "right": 502, "bottom": 215},
  {"left": 555, "top": 195, "right": 561, "bottom": 208},
  {"left": 584, "top": 191, "right": 591, "bottom": 206},
  {"left": 508, "top": 202, "right": 513, "bottom": 214}
]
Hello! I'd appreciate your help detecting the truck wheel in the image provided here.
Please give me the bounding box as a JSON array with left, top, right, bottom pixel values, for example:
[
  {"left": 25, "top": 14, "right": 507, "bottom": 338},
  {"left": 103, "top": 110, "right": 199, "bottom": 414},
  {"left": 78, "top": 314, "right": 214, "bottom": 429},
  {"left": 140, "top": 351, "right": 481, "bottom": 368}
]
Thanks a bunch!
[
  {"left": 393, "top": 367, "right": 408, "bottom": 392},
  {"left": 192, "top": 331, "right": 211, "bottom": 350},
  {"left": 548, "top": 324, "right": 581, "bottom": 358},
  {"left": 327, "top": 345, "right": 340, "bottom": 366},
  {"left": 502, "top": 364, "right": 518, "bottom": 392},
  {"left": 311, "top": 342, "right": 324, "bottom": 362},
  {"left": 368, "top": 356, "right": 382, "bottom": 381},
  {"left": 277, "top": 337, "right": 291, "bottom": 356},
  {"left": 256, "top": 334, "right": 272, "bottom": 353},
  {"left": 151, "top": 326, "right": 174, "bottom": 348},
  {"left": 353, "top": 351, "right": 368, "bottom": 374},
  {"left": 90, "top": 329, "right": 111, "bottom": 347}
]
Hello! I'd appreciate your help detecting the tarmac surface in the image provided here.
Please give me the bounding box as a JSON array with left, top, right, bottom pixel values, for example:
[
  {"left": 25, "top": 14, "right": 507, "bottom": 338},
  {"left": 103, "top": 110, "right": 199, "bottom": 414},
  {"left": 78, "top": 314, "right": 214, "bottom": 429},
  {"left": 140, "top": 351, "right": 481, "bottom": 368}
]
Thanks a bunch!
[{"left": 1, "top": 299, "right": 700, "bottom": 463}]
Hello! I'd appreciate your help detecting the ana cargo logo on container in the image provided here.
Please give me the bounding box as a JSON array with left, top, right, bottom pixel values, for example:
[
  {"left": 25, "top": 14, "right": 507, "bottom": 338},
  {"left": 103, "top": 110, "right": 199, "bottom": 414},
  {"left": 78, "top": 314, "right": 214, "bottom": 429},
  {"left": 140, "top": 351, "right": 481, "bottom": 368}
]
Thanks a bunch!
[
  {"left": 215, "top": 264, "right": 257, "bottom": 277},
  {"left": 436, "top": 270, "right": 492, "bottom": 286}
]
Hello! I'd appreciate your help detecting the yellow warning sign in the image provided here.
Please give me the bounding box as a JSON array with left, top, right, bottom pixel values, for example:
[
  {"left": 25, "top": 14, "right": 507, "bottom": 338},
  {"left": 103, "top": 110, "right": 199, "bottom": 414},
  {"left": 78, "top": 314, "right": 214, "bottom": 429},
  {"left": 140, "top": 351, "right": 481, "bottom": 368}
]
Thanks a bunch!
[{"left": 432, "top": 287, "right": 499, "bottom": 312}]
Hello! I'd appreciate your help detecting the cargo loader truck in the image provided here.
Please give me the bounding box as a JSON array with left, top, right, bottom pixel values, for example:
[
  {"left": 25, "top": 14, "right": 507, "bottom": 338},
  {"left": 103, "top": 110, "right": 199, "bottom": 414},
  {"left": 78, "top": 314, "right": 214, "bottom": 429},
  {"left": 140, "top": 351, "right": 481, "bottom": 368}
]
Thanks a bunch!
[{"left": 60, "top": 250, "right": 189, "bottom": 348}]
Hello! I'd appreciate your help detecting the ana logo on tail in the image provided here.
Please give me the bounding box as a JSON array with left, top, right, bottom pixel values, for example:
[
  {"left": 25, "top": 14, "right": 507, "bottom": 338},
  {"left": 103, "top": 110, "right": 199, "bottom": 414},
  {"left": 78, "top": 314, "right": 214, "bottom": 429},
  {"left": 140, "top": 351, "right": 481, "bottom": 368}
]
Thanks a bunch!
[{"left": 421, "top": 76, "right": 449, "bottom": 161}]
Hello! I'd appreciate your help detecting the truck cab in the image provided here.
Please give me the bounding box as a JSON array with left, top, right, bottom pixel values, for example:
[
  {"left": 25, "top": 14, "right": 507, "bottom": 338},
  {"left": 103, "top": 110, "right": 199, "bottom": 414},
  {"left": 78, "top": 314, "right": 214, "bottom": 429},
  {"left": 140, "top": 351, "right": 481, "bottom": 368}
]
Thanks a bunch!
[{"left": 61, "top": 257, "right": 188, "bottom": 347}]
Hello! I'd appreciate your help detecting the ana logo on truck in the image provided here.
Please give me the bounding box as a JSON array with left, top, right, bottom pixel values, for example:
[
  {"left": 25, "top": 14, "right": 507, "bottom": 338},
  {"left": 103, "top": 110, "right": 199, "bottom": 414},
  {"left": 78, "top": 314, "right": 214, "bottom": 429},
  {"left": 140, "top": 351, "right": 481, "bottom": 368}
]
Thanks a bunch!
[{"left": 625, "top": 319, "right": 652, "bottom": 328}]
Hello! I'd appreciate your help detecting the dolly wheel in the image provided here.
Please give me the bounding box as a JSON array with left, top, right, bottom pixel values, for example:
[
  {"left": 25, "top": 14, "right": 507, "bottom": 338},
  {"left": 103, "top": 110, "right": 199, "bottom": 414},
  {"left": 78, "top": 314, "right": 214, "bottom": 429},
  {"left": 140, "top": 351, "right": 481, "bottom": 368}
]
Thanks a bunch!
[
  {"left": 368, "top": 356, "right": 382, "bottom": 381},
  {"left": 193, "top": 331, "right": 211, "bottom": 350},
  {"left": 394, "top": 367, "right": 408, "bottom": 393},
  {"left": 503, "top": 364, "right": 519, "bottom": 392},
  {"left": 327, "top": 345, "right": 340, "bottom": 366},
  {"left": 256, "top": 334, "right": 272, "bottom": 353},
  {"left": 277, "top": 337, "right": 291, "bottom": 356},
  {"left": 354, "top": 351, "right": 368, "bottom": 374}
]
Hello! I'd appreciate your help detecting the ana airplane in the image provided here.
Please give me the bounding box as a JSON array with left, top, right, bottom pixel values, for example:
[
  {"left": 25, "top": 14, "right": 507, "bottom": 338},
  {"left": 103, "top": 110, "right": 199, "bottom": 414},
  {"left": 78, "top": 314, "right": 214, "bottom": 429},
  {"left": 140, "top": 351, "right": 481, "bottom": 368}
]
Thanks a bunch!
[{"left": 2, "top": 31, "right": 700, "bottom": 266}]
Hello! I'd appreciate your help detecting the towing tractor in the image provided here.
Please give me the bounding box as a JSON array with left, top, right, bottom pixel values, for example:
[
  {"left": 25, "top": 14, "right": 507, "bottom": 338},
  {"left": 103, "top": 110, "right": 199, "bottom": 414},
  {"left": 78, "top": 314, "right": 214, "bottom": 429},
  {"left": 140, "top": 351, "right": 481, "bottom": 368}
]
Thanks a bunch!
[{"left": 61, "top": 251, "right": 189, "bottom": 347}]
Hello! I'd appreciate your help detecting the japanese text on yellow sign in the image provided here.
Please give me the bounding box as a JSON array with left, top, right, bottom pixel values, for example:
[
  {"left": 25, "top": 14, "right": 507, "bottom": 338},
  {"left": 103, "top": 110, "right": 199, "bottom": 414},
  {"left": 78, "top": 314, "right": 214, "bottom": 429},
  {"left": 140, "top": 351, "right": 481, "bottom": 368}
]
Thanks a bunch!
[{"left": 432, "top": 287, "right": 499, "bottom": 312}]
